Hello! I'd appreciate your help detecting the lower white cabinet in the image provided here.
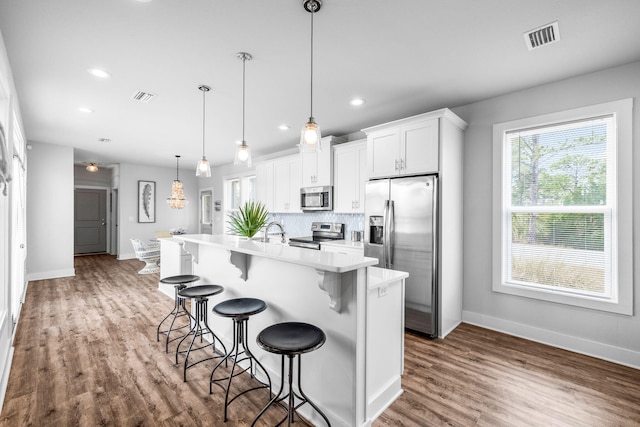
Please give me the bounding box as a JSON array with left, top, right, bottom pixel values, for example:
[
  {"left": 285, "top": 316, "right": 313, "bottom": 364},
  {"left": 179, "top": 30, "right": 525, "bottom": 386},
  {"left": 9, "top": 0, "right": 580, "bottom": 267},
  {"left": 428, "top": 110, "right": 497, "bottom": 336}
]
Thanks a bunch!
[{"left": 333, "top": 139, "right": 367, "bottom": 213}]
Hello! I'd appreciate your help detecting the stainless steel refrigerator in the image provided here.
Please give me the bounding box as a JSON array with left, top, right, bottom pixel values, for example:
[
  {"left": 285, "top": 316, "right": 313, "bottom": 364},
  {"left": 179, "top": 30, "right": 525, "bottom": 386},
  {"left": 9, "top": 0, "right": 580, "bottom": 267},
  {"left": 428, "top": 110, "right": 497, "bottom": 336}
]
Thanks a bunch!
[{"left": 364, "top": 175, "right": 438, "bottom": 337}]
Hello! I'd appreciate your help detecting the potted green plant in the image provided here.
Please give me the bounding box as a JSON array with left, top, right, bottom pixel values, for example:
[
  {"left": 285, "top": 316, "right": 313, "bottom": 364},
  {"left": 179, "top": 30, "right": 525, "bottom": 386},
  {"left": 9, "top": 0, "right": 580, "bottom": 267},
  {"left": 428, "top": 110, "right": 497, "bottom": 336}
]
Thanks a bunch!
[{"left": 227, "top": 201, "right": 269, "bottom": 239}]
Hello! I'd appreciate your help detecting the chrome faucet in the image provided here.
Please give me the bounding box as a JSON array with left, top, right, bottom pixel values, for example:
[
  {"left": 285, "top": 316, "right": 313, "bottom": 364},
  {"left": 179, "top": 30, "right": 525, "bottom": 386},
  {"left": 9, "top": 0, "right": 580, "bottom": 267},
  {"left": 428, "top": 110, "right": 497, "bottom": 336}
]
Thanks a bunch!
[{"left": 263, "top": 221, "right": 286, "bottom": 244}]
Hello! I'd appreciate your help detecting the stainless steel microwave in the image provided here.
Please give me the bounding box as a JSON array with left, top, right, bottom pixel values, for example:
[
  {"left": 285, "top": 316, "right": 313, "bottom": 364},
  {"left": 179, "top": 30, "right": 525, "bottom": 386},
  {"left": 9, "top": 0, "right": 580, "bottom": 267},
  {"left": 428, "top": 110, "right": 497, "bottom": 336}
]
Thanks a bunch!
[{"left": 300, "top": 186, "right": 333, "bottom": 211}]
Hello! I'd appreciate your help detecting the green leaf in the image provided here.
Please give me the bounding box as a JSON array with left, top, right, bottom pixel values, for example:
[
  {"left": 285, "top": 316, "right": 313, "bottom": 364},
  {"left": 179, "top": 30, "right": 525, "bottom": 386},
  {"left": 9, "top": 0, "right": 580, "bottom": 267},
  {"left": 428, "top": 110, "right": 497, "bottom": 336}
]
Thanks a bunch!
[{"left": 226, "top": 201, "right": 269, "bottom": 238}]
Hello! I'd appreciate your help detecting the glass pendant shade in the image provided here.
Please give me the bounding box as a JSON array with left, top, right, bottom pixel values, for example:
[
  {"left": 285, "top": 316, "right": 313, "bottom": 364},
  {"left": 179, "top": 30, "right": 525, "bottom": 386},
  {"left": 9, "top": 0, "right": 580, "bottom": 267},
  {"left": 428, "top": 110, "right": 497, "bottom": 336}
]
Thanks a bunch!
[
  {"left": 196, "top": 156, "right": 211, "bottom": 177},
  {"left": 168, "top": 155, "right": 187, "bottom": 209},
  {"left": 300, "top": 117, "right": 321, "bottom": 148},
  {"left": 86, "top": 162, "right": 99, "bottom": 172},
  {"left": 234, "top": 141, "right": 252, "bottom": 166}
]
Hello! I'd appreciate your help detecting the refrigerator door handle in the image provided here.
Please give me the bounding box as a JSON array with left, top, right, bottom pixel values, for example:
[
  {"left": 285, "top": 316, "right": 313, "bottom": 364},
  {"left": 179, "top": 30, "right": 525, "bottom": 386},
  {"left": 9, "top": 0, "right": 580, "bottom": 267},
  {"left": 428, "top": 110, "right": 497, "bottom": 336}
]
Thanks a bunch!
[
  {"left": 383, "top": 199, "right": 390, "bottom": 268},
  {"left": 388, "top": 200, "right": 395, "bottom": 268}
]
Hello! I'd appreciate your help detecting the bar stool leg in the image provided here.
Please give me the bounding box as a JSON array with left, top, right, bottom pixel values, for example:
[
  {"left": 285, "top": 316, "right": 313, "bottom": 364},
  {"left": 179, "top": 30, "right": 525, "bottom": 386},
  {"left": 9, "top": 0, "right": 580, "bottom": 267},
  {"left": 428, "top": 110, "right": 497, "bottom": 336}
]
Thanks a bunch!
[
  {"left": 211, "top": 318, "right": 272, "bottom": 422},
  {"left": 175, "top": 297, "right": 227, "bottom": 382},
  {"left": 157, "top": 284, "right": 194, "bottom": 353},
  {"left": 251, "top": 354, "right": 331, "bottom": 427}
]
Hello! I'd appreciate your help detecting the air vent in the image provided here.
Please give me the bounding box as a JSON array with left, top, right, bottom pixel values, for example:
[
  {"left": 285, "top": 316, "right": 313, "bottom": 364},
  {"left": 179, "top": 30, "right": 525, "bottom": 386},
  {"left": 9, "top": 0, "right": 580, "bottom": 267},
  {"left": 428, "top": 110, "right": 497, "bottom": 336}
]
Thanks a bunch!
[
  {"left": 131, "top": 90, "right": 157, "bottom": 103},
  {"left": 524, "top": 21, "right": 559, "bottom": 50}
]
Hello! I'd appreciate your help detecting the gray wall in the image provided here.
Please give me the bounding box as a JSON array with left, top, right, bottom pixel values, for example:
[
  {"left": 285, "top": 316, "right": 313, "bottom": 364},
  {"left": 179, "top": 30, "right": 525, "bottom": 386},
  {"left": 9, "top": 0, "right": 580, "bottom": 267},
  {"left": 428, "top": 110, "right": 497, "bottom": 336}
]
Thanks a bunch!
[
  {"left": 26, "top": 141, "right": 74, "bottom": 280},
  {"left": 117, "top": 162, "right": 199, "bottom": 258},
  {"left": 454, "top": 60, "right": 640, "bottom": 367}
]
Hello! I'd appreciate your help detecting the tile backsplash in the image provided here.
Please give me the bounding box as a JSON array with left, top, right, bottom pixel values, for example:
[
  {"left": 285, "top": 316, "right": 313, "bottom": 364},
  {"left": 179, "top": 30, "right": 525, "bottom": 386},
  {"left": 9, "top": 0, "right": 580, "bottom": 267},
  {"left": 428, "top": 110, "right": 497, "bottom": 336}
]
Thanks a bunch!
[{"left": 267, "top": 212, "right": 365, "bottom": 238}]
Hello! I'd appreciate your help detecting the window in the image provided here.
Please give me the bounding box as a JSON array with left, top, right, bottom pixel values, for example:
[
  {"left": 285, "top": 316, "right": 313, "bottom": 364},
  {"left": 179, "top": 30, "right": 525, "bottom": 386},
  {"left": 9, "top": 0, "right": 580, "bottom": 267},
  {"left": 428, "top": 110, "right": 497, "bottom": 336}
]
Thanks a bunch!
[
  {"left": 224, "top": 174, "right": 256, "bottom": 212},
  {"left": 493, "top": 99, "right": 632, "bottom": 314}
]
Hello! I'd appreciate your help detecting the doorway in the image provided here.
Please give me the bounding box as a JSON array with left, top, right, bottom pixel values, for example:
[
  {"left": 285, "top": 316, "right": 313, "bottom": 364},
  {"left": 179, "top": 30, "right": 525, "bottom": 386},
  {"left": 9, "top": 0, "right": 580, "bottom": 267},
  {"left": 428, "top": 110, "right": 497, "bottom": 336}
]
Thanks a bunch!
[
  {"left": 74, "top": 188, "right": 108, "bottom": 254},
  {"left": 200, "top": 188, "right": 213, "bottom": 234}
]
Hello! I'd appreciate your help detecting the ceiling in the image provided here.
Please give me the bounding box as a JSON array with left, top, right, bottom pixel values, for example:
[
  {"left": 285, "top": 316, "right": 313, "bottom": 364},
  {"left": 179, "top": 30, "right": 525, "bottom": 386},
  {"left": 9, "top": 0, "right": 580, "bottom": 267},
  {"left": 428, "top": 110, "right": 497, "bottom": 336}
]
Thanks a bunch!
[{"left": 1, "top": 0, "right": 640, "bottom": 170}]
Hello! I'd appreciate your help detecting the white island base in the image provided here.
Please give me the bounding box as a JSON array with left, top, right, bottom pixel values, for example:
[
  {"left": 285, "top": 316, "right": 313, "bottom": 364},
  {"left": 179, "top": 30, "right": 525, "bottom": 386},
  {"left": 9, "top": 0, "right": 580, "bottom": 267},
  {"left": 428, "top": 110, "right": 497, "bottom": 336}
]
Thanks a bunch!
[{"left": 160, "top": 235, "right": 408, "bottom": 427}]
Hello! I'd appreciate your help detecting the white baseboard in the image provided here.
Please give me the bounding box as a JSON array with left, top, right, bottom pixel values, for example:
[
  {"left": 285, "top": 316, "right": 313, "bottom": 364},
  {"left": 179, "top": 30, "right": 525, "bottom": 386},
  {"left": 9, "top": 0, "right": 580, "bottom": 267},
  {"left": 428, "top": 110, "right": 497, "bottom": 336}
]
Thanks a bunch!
[
  {"left": 462, "top": 310, "right": 640, "bottom": 370},
  {"left": 118, "top": 252, "right": 136, "bottom": 260},
  {"left": 25, "top": 268, "right": 75, "bottom": 282},
  {"left": 0, "top": 344, "right": 13, "bottom": 414}
]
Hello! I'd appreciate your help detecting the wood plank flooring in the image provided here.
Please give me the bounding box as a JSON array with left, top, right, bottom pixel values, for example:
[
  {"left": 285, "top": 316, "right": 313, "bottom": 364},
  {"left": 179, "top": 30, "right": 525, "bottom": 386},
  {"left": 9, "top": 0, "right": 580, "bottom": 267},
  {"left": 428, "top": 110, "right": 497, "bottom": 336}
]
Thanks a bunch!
[{"left": 1, "top": 254, "right": 639, "bottom": 426}]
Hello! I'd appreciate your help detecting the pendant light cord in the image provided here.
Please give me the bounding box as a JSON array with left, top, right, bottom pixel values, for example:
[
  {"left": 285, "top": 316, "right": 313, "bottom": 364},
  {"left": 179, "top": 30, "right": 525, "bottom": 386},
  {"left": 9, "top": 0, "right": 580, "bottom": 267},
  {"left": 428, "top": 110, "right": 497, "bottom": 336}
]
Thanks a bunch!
[
  {"left": 242, "top": 55, "right": 246, "bottom": 142},
  {"left": 202, "top": 89, "right": 206, "bottom": 156},
  {"left": 310, "top": 8, "right": 314, "bottom": 118},
  {"left": 176, "top": 155, "right": 180, "bottom": 180}
]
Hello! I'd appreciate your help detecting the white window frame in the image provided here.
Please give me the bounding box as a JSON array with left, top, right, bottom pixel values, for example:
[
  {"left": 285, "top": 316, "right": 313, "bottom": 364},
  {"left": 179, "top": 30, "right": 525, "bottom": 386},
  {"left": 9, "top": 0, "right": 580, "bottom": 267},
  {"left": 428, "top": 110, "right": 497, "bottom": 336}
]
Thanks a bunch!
[
  {"left": 224, "top": 173, "right": 256, "bottom": 213},
  {"left": 492, "top": 99, "right": 633, "bottom": 315}
]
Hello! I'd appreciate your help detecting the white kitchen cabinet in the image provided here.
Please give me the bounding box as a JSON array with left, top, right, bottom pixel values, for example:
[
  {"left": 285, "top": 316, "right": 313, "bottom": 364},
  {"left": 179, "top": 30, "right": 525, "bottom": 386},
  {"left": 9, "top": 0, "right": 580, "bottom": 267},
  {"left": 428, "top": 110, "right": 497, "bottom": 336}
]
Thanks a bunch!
[
  {"left": 333, "top": 139, "right": 367, "bottom": 213},
  {"left": 255, "top": 161, "right": 274, "bottom": 212},
  {"left": 256, "top": 155, "right": 301, "bottom": 213},
  {"left": 365, "top": 116, "right": 439, "bottom": 178},
  {"left": 273, "top": 155, "right": 301, "bottom": 213},
  {"left": 300, "top": 135, "right": 344, "bottom": 187}
]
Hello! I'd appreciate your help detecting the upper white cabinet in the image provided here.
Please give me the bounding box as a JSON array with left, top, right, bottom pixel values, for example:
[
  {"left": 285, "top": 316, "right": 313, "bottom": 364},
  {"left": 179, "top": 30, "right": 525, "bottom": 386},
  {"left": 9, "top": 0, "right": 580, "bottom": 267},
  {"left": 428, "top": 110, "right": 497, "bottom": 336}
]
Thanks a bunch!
[
  {"left": 364, "top": 114, "right": 446, "bottom": 178},
  {"left": 333, "top": 139, "right": 367, "bottom": 213},
  {"left": 256, "top": 155, "right": 301, "bottom": 213},
  {"left": 255, "top": 161, "right": 274, "bottom": 212},
  {"left": 273, "top": 155, "right": 301, "bottom": 213},
  {"left": 300, "top": 135, "right": 344, "bottom": 187}
]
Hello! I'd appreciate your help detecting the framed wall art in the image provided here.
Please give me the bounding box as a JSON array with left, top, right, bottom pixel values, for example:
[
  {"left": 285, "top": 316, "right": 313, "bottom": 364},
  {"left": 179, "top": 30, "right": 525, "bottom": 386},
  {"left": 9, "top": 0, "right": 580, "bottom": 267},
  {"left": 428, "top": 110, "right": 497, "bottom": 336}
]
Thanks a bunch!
[{"left": 138, "top": 180, "right": 156, "bottom": 223}]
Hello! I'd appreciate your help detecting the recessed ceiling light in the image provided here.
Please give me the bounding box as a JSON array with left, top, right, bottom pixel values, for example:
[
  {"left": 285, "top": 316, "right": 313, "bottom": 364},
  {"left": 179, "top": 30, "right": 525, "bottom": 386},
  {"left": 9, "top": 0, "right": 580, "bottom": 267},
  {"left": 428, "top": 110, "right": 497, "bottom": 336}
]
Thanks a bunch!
[
  {"left": 350, "top": 98, "right": 366, "bottom": 106},
  {"left": 98, "top": 138, "right": 111, "bottom": 143},
  {"left": 87, "top": 68, "right": 111, "bottom": 79},
  {"left": 79, "top": 107, "right": 94, "bottom": 113},
  {"left": 278, "top": 124, "right": 291, "bottom": 131}
]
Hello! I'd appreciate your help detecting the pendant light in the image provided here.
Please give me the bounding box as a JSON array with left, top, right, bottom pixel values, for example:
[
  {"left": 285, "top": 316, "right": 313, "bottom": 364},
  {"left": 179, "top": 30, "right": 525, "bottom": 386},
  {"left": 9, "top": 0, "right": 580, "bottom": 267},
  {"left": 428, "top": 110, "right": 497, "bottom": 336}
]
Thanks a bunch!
[
  {"left": 234, "top": 52, "right": 252, "bottom": 166},
  {"left": 168, "top": 155, "right": 187, "bottom": 209},
  {"left": 195, "top": 85, "right": 212, "bottom": 177},
  {"left": 86, "top": 162, "right": 99, "bottom": 172},
  {"left": 300, "top": 0, "right": 322, "bottom": 152}
]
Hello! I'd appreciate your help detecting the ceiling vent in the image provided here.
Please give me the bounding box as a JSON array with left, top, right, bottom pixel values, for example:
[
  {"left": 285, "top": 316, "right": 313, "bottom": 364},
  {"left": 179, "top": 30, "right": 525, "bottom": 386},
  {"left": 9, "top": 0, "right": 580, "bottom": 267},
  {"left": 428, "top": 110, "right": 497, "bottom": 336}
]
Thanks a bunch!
[
  {"left": 131, "top": 90, "right": 157, "bottom": 103},
  {"left": 524, "top": 21, "right": 560, "bottom": 50}
]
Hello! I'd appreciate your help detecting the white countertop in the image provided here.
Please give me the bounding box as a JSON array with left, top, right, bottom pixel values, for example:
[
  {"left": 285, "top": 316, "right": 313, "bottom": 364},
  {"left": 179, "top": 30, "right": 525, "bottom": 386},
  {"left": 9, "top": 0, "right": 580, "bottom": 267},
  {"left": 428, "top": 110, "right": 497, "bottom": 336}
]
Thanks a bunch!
[
  {"left": 320, "top": 239, "right": 365, "bottom": 250},
  {"left": 172, "top": 234, "right": 378, "bottom": 273},
  {"left": 367, "top": 266, "right": 409, "bottom": 289}
]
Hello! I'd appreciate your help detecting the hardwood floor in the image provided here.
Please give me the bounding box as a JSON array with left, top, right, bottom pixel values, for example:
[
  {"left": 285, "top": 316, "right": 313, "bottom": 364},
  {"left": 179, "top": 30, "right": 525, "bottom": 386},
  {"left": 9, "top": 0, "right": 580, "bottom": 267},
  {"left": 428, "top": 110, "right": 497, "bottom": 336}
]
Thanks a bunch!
[{"left": 1, "top": 254, "right": 639, "bottom": 426}]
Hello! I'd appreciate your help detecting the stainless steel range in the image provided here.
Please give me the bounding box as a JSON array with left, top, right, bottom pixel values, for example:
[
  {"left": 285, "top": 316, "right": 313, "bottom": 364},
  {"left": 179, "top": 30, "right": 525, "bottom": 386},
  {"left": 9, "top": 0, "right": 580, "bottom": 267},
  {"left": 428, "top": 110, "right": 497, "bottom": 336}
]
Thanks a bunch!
[{"left": 288, "top": 222, "right": 345, "bottom": 250}]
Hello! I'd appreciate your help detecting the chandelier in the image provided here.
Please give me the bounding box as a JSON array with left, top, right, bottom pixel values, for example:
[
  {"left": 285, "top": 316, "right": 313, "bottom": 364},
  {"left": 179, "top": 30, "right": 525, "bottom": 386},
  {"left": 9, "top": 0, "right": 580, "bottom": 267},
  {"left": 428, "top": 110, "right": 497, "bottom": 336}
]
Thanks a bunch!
[{"left": 167, "top": 155, "right": 187, "bottom": 209}]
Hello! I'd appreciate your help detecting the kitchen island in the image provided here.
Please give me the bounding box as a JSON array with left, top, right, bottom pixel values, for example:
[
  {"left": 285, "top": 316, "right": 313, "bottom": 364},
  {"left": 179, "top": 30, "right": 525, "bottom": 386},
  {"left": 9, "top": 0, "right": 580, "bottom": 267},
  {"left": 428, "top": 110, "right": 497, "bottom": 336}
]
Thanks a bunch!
[{"left": 160, "top": 235, "right": 408, "bottom": 427}]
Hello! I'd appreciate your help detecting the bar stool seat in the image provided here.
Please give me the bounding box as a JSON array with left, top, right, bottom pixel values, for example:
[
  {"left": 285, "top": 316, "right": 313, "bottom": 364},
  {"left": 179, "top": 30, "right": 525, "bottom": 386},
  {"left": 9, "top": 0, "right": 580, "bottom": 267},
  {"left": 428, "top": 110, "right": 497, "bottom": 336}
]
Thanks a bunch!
[
  {"left": 210, "top": 298, "right": 271, "bottom": 422},
  {"left": 252, "top": 322, "right": 330, "bottom": 427},
  {"left": 175, "top": 284, "right": 227, "bottom": 382},
  {"left": 157, "top": 274, "right": 200, "bottom": 353}
]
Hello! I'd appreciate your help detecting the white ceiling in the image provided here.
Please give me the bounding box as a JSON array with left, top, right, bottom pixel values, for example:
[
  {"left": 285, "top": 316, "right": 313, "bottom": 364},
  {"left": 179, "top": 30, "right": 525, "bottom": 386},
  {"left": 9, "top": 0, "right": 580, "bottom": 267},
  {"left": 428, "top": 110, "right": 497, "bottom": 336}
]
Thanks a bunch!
[{"left": 2, "top": 0, "right": 640, "bottom": 170}]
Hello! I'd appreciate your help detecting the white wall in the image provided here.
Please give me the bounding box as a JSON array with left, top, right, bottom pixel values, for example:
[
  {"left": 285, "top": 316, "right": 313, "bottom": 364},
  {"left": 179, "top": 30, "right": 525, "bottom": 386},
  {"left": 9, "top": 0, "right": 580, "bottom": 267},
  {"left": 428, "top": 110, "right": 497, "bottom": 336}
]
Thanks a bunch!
[
  {"left": 26, "top": 141, "right": 74, "bottom": 281},
  {"left": 117, "top": 162, "right": 199, "bottom": 259},
  {"left": 453, "top": 60, "right": 640, "bottom": 368}
]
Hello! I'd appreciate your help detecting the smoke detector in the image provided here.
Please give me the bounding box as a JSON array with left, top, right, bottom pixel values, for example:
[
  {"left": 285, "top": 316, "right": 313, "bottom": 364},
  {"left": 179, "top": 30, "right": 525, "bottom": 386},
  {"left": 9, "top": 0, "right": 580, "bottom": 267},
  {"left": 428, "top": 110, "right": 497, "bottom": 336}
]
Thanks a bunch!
[
  {"left": 131, "top": 90, "right": 157, "bottom": 103},
  {"left": 524, "top": 21, "right": 560, "bottom": 50}
]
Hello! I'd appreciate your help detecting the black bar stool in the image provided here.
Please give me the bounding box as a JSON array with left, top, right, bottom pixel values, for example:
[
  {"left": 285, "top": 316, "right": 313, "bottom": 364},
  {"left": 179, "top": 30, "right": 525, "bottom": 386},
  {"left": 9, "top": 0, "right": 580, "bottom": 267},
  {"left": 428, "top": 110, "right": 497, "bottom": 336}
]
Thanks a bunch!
[
  {"left": 175, "top": 284, "right": 227, "bottom": 382},
  {"left": 252, "top": 322, "right": 330, "bottom": 427},
  {"left": 157, "top": 274, "right": 200, "bottom": 353},
  {"left": 210, "top": 298, "right": 272, "bottom": 422}
]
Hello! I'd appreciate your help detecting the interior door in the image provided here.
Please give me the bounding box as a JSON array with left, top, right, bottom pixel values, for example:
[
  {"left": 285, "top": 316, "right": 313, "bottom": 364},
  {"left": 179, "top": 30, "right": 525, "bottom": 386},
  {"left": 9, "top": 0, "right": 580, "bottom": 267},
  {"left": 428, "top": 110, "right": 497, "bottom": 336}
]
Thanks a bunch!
[{"left": 74, "top": 188, "right": 107, "bottom": 254}]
